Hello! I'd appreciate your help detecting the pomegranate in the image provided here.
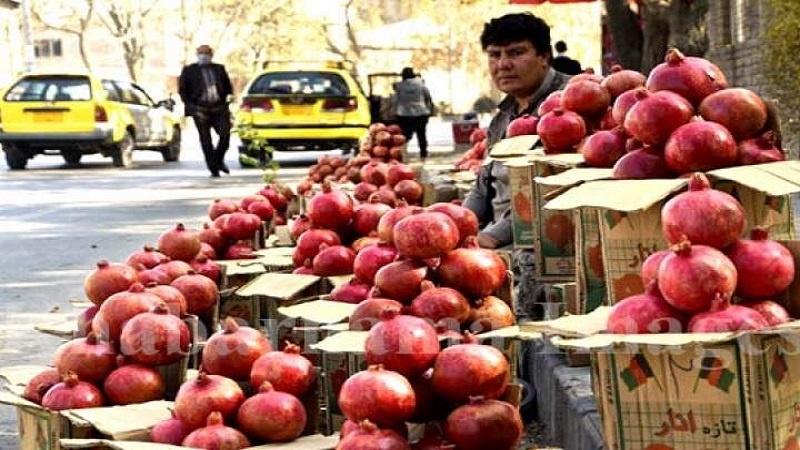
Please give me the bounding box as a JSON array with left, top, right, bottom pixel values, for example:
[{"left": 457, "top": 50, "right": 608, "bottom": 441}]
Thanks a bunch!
[
  {"left": 223, "top": 212, "right": 263, "bottom": 241},
  {"left": 377, "top": 202, "right": 424, "bottom": 245},
  {"left": 607, "top": 282, "right": 687, "bottom": 333},
  {"left": 373, "top": 186, "right": 399, "bottom": 208},
  {"left": 83, "top": 259, "right": 138, "bottom": 306},
  {"left": 568, "top": 68, "right": 603, "bottom": 84},
  {"left": 151, "top": 411, "right": 190, "bottom": 445},
  {"left": 646, "top": 48, "right": 727, "bottom": 106},
  {"left": 293, "top": 228, "right": 342, "bottom": 267},
  {"left": 290, "top": 215, "right": 313, "bottom": 241},
  {"left": 157, "top": 259, "right": 194, "bottom": 281},
  {"left": 340, "top": 419, "right": 408, "bottom": 441},
  {"left": 352, "top": 200, "right": 392, "bottom": 237},
  {"left": 506, "top": 114, "right": 540, "bottom": 137},
  {"left": 394, "top": 179, "right": 424, "bottom": 205},
  {"left": 641, "top": 249, "right": 670, "bottom": 288},
  {"left": 103, "top": 356, "right": 165, "bottom": 405},
  {"left": 41, "top": 372, "right": 105, "bottom": 410},
  {"left": 239, "top": 194, "right": 268, "bottom": 211},
  {"left": 561, "top": 78, "right": 611, "bottom": 119},
  {"left": 23, "top": 368, "right": 60, "bottom": 405},
  {"left": 349, "top": 298, "right": 404, "bottom": 331},
  {"left": 199, "top": 224, "right": 227, "bottom": 254},
  {"left": 330, "top": 279, "right": 371, "bottom": 304},
  {"left": 202, "top": 317, "right": 272, "bottom": 380},
  {"left": 536, "top": 108, "right": 587, "bottom": 153},
  {"left": 196, "top": 242, "right": 217, "bottom": 260},
  {"left": 223, "top": 242, "right": 257, "bottom": 260},
  {"left": 738, "top": 131, "right": 784, "bottom": 165},
  {"left": 699, "top": 87, "right": 768, "bottom": 140},
  {"left": 611, "top": 88, "right": 640, "bottom": 126},
  {"left": 444, "top": 397, "right": 523, "bottom": 450},
  {"left": 431, "top": 333, "right": 509, "bottom": 403},
  {"left": 182, "top": 411, "right": 250, "bottom": 449},
  {"left": 664, "top": 121, "right": 738, "bottom": 174},
  {"left": 410, "top": 280, "right": 471, "bottom": 324},
  {"left": 307, "top": 181, "right": 354, "bottom": 230},
  {"left": 338, "top": 365, "right": 417, "bottom": 426},
  {"left": 53, "top": 332, "right": 116, "bottom": 384},
  {"left": 409, "top": 369, "right": 455, "bottom": 423},
  {"left": 437, "top": 237, "right": 507, "bottom": 298},
  {"left": 174, "top": 371, "right": 245, "bottom": 430},
  {"left": 135, "top": 266, "right": 172, "bottom": 286},
  {"left": 466, "top": 296, "right": 516, "bottom": 332},
  {"left": 393, "top": 211, "right": 459, "bottom": 260},
  {"left": 293, "top": 259, "right": 315, "bottom": 275},
  {"left": 170, "top": 272, "right": 219, "bottom": 315},
  {"left": 658, "top": 240, "right": 738, "bottom": 314},
  {"left": 354, "top": 242, "right": 399, "bottom": 285},
  {"left": 601, "top": 65, "right": 646, "bottom": 99},
  {"left": 365, "top": 309, "right": 440, "bottom": 377},
  {"left": 688, "top": 294, "right": 769, "bottom": 332},
  {"left": 76, "top": 304, "right": 99, "bottom": 337},
  {"left": 725, "top": 227, "right": 795, "bottom": 299},
  {"left": 537, "top": 90, "right": 562, "bottom": 116},
  {"left": 125, "top": 245, "right": 170, "bottom": 270},
  {"left": 426, "top": 202, "right": 480, "bottom": 246},
  {"left": 579, "top": 127, "right": 628, "bottom": 168},
  {"left": 91, "top": 283, "right": 162, "bottom": 345},
  {"left": 374, "top": 259, "right": 430, "bottom": 303},
  {"left": 208, "top": 198, "right": 239, "bottom": 220},
  {"left": 661, "top": 173, "right": 745, "bottom": 248},
  {"left": 354, "top": 182, "right": 379, "bottom": 202},
  {"left": 145, "top": 284, "right": 187, "bottom": 317},
  {"left": 312, "top": 244, "right": 356, "bottom": 276},
  {"left": 361, "top": 161, "right": 389, "bottom": 186},
  {"left": 740, "top": 300, "right": 792, "bottom": 326},
  {"left": 120, "top": 304, "right": 190, "bottom": 366},
  {"left": 190, "top": 255, "right": 221, "bottom": 284},
  {"left": 236, "top": 381, "right": 307, "bottom": 442},
  {"left": 338, "top": 420, "right": 410, "bottom": 450},
  {"left": 386, "top": 163, "right": 416, "bottom": 187},
  {"left": 158, "top": 223, "right": 202, "bottom": 262},
  {"left": 250, "top": 342, "right": 315, "bottom": 397},
  {"left": 259, "top": 184, "right": 289, "bottom": 212},
  {"left": 623, "top": 88, "right": 694, "bottom": 146},
  {"left": 247, "top": 200, "right": 275, "bottom": 223}
]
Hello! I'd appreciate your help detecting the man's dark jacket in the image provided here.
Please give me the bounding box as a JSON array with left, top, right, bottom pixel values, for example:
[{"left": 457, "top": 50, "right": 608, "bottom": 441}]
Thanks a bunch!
[{"left": 178, "top": 62, "right": 233, "bottom": 116}]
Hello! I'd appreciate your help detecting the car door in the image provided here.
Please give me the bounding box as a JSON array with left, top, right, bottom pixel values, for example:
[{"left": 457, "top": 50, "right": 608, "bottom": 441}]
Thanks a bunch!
[{"left": 113, "top": 80, "right": 153, "bottom": 146}]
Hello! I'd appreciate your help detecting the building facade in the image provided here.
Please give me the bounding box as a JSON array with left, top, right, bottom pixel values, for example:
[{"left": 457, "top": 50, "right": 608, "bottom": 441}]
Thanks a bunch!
[{"left": 0, "top": 0, "right": 23, "bottom": 89}]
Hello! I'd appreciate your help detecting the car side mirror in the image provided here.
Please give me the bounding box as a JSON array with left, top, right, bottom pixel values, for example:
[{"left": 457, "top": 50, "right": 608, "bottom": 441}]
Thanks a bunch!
[{"left": 157, "top": 99, "right": 175, "bottom": 111}]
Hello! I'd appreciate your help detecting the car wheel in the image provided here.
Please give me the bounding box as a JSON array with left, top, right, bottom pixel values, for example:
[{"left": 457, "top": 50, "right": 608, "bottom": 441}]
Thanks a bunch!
[
  {"left": 4, "top": 144, "right": 28, "bottom": 170},
  {"left": 62, "top": 151, "right": 82, "bottom": 166},
  {"left": 160, "top": 127, "right": 181, "bottom": 162},
  {"left": 111, "top": 133, "right": 134, "bottom": 168}
]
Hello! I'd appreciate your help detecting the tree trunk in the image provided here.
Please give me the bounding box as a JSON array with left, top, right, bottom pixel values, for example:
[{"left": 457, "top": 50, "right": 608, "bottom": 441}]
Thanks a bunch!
[
  {"left": 640, "top": 1, "right": 670, "bottom": 73},
  {"left": 666, "top": 0, "right": 709, "bottom": 57},
  {"left": 603, "top": 0, "right": 643, "bottom": 71}
]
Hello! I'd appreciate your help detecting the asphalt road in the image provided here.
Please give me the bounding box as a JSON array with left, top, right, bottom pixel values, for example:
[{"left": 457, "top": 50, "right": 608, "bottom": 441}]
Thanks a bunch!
[{"left": 0, "top": 119, "right": 458, "bottom": 447}]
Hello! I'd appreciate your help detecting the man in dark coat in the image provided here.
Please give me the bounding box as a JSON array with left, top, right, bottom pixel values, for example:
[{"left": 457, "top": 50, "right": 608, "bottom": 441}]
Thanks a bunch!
[
  {"left": 551, "top": 40, "right": 582, "bottom": 75},
  {"left": 178, "top": 44, "right": 234, "bottom": 177}
]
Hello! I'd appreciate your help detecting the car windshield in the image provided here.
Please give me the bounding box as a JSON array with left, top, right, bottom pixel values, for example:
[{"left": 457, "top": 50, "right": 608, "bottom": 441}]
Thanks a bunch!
[
  {"left": 4, "top": 75, "right": 92, "bottom": 101},
  {"left": 249, "top": 72, "right": 350, "bottom": 96}
]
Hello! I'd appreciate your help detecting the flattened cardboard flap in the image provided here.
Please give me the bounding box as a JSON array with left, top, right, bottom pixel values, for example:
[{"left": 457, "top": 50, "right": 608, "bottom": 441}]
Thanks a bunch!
[
  {"left": 253, "top": 246, "right": 295, "bottom": 260},
  {"left": 520, "top": 306, "right": 612, "bottom": 338},
  {"left": 277, "top": 300, "right": 357, "bottom": 325},
  {"left": 529, "top": 152, "right": 585, "bottom": 166},
  {"left": 0, "top": 365, "right": 53, "bottom": 390},
  {"left": 708, "top": 161, "right": 800, "bottom": 196},
  {"left": 475, "top": 325, "right": 542, "bottom": 341},
  {"left": 217, "top": 259, "right": 268, "bottom": 276},
  {"left": 326, "top": 275, "right": 353, "bottom": 288},
  {"left": 535, "top": 167, "right": 614, "bottom": 187},
  {"left": 489, "top": 135, "right": 541, "bottom": 158},
  {"left": 543, "top": 179, "right": 686, "bottom": 211},
  {"left": 236, "top": 273, "right": 321, "bottom": 299},
  {"left": 310, "top": 330, "right": 368, "bottom": 353},
  {"left": 62, "top": 401, "right": 173, "bottom": 440}
]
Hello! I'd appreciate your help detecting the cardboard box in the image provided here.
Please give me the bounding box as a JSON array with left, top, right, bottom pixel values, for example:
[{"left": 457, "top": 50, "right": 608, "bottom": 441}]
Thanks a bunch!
[
  {"left": 574, "top": 206, "right": 607, "bottom": 314},
  {"left": 58, "top": 434, "right": 340, "bottom": 449},
  {"left": 544, "top": 161, "right": 800, "bottom": 305},
  {"left": 217, "top": 259, "right": 271, "bottom": 291},
  {"left": 275, "top": 297, "right": 358, "bottom": 360}
]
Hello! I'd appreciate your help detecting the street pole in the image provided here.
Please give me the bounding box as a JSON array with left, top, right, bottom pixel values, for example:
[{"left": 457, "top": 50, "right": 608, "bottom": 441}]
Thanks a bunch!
[{"left": 20, "top": 0, "right": 34, "bottom": 73}]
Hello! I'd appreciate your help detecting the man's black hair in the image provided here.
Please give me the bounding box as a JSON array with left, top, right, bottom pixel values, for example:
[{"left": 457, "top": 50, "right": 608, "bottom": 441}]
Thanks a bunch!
[
  {"left": 555, "top": 40, "right": 567, "bottom": 53},
  {"left": 480, "top": 13, "right": 552, "bottom": 58}
]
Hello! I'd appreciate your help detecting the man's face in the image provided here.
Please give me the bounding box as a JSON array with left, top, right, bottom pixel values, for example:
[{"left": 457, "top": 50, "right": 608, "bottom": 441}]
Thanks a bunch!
[{"left": 486, "top": 40, "right": 549, "bottom": 99}]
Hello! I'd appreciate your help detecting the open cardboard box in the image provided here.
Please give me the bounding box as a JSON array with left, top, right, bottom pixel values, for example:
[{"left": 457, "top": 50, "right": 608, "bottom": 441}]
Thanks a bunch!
[{"left": 58, "top": 434, "right": 340, "bottom": 449}]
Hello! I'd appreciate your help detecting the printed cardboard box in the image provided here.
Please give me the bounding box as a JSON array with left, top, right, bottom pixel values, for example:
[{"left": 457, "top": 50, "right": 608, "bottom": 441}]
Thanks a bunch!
[
  {"left": 58, "top": 434, "right": 340, "bottom": 449},
  {"left": 275, "top": 297, "right": 358, "bottom": 364},
  {"left": 252, "top": 246, "right": 296, "bottom": 272},
  {"left": 574, "top": 206, "right": 607, "bottom": 314},
  {"left": 543, "top": 161, "right": 800, "bottom": 305}
]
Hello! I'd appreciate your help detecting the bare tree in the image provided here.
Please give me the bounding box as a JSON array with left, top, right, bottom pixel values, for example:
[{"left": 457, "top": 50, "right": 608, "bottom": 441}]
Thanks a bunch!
[
  {"left": 30, "top": 0, "right": 95, "bottom": 70},
  {"left": 96, "top": 0, "right": 160, "bottom": 81}
]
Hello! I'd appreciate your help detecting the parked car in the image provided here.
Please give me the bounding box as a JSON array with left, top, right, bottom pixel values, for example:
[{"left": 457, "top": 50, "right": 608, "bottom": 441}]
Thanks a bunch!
[
  {"left": 233, "top": 61, "right": 371, "bottom": 167},
  {"left": 0, "top": 73, "right": 182, "bottom": 170}
]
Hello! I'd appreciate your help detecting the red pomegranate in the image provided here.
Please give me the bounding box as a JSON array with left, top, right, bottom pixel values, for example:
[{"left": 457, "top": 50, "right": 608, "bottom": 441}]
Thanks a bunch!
[
  {"left": 352, "top": 200, "right": 392, "bottom": 237},
  {"left": 293, "top": 228, "right": 342, "bottom": 267},
  {"left": 290, "top": 215, "right": 313, "bottom": 241},
  {"left": 349, "top": 298, "right": 404, "bottom": 331},
  {"left": 664, "top": 121, "right": 738, "bottom": 174},
  {"left": 623, "top": 88, "right": 694, "bottom": 146},
  {"left": 373, "top": 186, "right": 399, "bottom": 207},
  {"left": 84, "top": 260, "right": 138, "bottom": 306},
  {"left": 437, "top": 237, "right": 507, "bottom": 298},
  {"left": 338, "top": 365, "right": 417, "bottom": 427},
  {"left": 365, "top": 309, "right": 440, "bottom": 377},
  {"left": 688, "top": 294, "right": 769, "bottom": 332},
  {"left": 657, "top": 240, "right": 738, "bottom": 314},
  {"left": 607, "top": 282, "right": 687, "bottom": 333},
  {"left": 174, "top": 371, "right": 245, "bottom": 430},
  {"left": 394, "top": 179, "right": 424, "bottom": 205},
  {"left": 601, "top": 65, "right": 646, "bottom": 99},
  {"left": 307, "top": 181, "right": 354, "bottom": 230},
  {"left": 386, "top": 163, "right": 416, "bottom": 187},
  {"left": 338, "top": 420, "right": 410, "bottom": 450},
  {"left": 725, "top": 227, "right": 795, "bottom": 299},
  {"left": 561, "top": 78, "right": 611, "bottom": 119},
  {"left": 431, "top": 333, "right": 510, "bottom": 403},
  {"left": 393, "top": 211, "right": 460, "bottom": 260},
  {"left": 699, "top": 87, "right": 768, "bottom": 140},
  {"left": 23, "top": 368, "right": 61, "bottom": 405},
  {"left": 354, "top": 182, "right": 379, "bottom": 202},
  {"left": 410, "top": 280, "right": 471, "bottom": 325},
  {"left": 740, "top": 300, "right": 792, "bottom": 326},
  {"left": 190, "top": 255, "right": 221, "bottom": 284},
  {"left": 444, "top": 397, "right": 523, "bottom": 450},
  {"left": 612, "top": 147, "right": 675, "bottom": 179},
  {"left": 313, "top": 244, "right": 356, "bottom": 276},
  {"left": 156, "top": 260, "right": 194, "bottom": 281},
  {"left": 579, "top": 127, "right": 628, "bottom": 168},
  {"left": 537, "top": 90, "right": 562, "bottom": 116},
  {"left": 182, "top": 411, "right": 250, "bottom": 449},
  {"left": 377, "top": 202, "right": 424, "bottom": 245},
  {"left": 239, "top": 194, "right": 268, "bottom": 211},
  {"left": 151, "top": 411, "right": 191, "bottom": 445},
  {"left": 170, "top": 272, "right": 219, "bottom": 315},
  {"left": 641, "top": 249, "right": 670, "bottom": 288},
  {"left": 199, "top": 223, "right": 228, "bottom": 254},
  {"left": 340, "top": 419, "right": 408, "bottom": 441},
  {"left": 125, "top": 245, "right": 170, "bottom": 270},
  {"left": 223, "top": 212, "right": 263, "bottom": 241},
  {"left": 103, "top": 356, "right": 165, "bottom": 405},
  {"left": 41, "top": 372, "right": 105, "bottom": 410},
  {"left": 330, "top": 278, "right": 372, "bottom": 304},
  {"left": 426, "top": 202, "right": 480, "bottom": 246},
  {"left": 361, "top": 161, "right": 389, "bottom": 186},
  {"left": 506, "top": 114, "right": 540, "bottom": 137},
  {"left": 354, "top": 242, "right": 399, "bottom": 285},
  {"left": 661, "top": 173, "right": 745, "bottom": 249},
  {"left": 208, "top": 198, "right": 239, "bottom": 220},
  {"left": 466, "top": 296, "right": 516, "bottom": 333},
  {"left": 536, "top": 108, "right": 587, "bottom": 153},
  {"left": 259, "top": 184, "right": 289, "bottom": 212},
  {"left": 202, "top": 317, "right": 272, "bottom": 380},
  {"left": 737, "top": 131, "right": 784, "bottom": 165},
  {"left": 223, "top": 242, "right": 257, "bottom": 260},
  {"left": 352, "top": 236, "right": 381, "bottom": 253},
  {"left": 236, "top": 381, "right": 307, "bottom": 442},
  {"left": 409, "top": 369, "right": 456, "bottom": 423},
  {"left": 120, "top": 304, "right": 190, "bottom": 366},
  {"left": 76, "top": 304, "right": 99, "bottom": 338},
  {"left": 196, "top": 242, "right": 217, "bottom": 260},
  {"left": 91, "top": 283, "right": 162, "bottom": 345},
  {"left": 247, "top": 200, "right": 275, "bottom": 222},
  {"left": 158, "top": 223, "right": 202, "bottom": 262},
  {"left": 144, "top": 284, "right": 187, "bottom": 316},
  {"left": 646, "top": 48, "right": 727, "bottom": 106},
  {"left": 611, "top": 88, "right": 640, "bottom": 126},
  {"left": 53, "top": 332, "right": 117, "bottom": 384},
  {"left": 374, "top": 259, "right": 430, "bottom": 304},
  {"left": 250, "top": 342, "right": 315, "bottom": 397}
]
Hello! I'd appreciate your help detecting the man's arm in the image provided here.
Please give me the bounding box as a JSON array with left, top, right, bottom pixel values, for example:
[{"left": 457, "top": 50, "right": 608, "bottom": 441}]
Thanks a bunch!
[
  {"left": 177, "top": 66, "right": 189, "bottom": 102},
  {"left": 479, "top": 209, "right": 512, "bottom": 249},
  {"left": 462, "top": 162, "right": 493, "bottom": 228},
  {"left": 219, "top": 64, "right": 234, "bottom": 100}
]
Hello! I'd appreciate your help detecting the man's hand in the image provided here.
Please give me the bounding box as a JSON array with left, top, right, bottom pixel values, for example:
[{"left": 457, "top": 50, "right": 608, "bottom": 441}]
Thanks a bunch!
[{"left": 477, "top": 232, "right": 500, "bottom": 249}]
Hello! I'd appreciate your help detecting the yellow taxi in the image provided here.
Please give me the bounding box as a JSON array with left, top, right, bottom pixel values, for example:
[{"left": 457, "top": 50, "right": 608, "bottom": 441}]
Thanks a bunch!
[
  {"left": 234, "top": 61, "right": 371, "bottom": 167},
  {"left": 0, "top": 73, "right": 182, "bottom": 170}
]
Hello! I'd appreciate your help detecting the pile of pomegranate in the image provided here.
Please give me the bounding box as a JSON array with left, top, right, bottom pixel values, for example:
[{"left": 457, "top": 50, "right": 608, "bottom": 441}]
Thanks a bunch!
[
  {"left": 296, "top": 122, "right": 410, "bottom": 197},
  {"left": 291, "top": 182, "right": 516, "bottom": 335},
  {"left": 453, "top": 128, "right": 489, "bottom": 173},
  {"left": 505, "top": 48, "right": 782, "bottom": 178},
  {"left": 607, "top": 172, "right": 795, "bottom": 334}
]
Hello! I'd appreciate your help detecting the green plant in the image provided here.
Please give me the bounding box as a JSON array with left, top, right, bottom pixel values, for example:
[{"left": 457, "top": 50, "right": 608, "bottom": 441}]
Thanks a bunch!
[
  {"left": 235, "top": 123, "right": 280, "bottom": 182},
  {"left": 473, "top": 95, "right": 496, "bottom": 115},
  {"left": 763, "top": 0, "right": 800, "bottom": 158}
]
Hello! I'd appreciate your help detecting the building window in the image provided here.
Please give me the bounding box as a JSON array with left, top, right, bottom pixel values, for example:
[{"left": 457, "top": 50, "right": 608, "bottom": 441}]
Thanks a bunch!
[{"left": 34, "top": 39, "right": 62, "bottom": 58}]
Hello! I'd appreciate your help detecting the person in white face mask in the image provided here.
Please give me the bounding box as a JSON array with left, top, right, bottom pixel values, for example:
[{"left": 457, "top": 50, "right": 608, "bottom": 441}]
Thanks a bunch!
[{"left": 178, "top": 44, "right": 234, "bottom": 178}]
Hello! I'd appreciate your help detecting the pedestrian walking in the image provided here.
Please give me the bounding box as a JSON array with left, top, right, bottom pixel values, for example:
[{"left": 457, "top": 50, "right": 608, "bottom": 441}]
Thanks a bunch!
[
  {"left": 393, "top": 67, "right": 435, "bottom": 160},
  {"left": 551, "top": 40, "right": 583, "bottom": 75}
]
